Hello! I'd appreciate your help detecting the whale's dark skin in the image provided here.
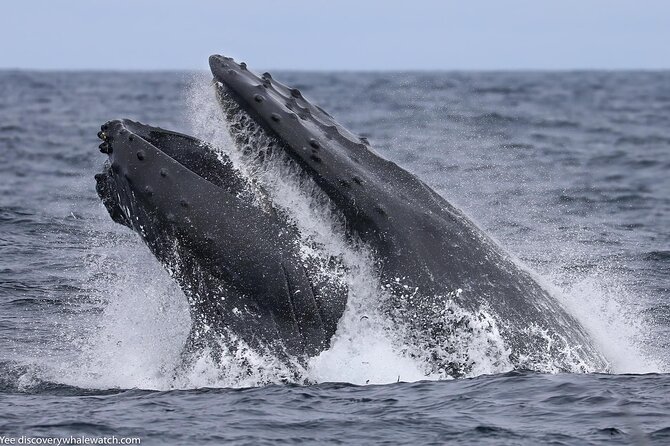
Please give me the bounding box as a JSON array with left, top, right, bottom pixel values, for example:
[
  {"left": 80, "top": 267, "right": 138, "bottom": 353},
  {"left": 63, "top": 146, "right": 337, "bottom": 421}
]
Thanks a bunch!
[
  {"left": 208, "top": 54, "right": 609, "bottom": 371},
  {"left": 94, "top": 120, "right": 347, "bottom": 361},
  {"left": 93, "top": 54, "right": 608, "bottom": 374}
]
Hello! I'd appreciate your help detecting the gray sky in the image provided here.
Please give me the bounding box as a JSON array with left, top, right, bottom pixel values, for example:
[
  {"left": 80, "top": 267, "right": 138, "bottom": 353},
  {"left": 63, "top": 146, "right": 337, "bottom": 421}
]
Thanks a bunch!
[{"left": 1, "top": 0, "right": 668, "bottom": 71}]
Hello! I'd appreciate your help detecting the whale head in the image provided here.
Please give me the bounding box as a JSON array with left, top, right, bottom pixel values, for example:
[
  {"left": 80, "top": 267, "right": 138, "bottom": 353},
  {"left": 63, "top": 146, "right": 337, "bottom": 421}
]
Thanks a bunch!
[{"left": 94, "top": 119, "right": 347, "bottom": 361}]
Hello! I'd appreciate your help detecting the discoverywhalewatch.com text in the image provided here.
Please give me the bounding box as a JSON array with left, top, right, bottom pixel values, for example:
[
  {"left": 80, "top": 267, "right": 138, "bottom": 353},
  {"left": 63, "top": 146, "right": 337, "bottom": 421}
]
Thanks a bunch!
[{"left": 0, "top": 437, "right": 141, "bottom": 445}]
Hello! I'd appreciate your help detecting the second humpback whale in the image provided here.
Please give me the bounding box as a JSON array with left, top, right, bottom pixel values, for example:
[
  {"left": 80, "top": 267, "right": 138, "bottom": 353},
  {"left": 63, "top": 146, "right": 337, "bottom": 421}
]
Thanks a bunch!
[{"left": 94, "top": 54, "right": 609, "bottom": 375}]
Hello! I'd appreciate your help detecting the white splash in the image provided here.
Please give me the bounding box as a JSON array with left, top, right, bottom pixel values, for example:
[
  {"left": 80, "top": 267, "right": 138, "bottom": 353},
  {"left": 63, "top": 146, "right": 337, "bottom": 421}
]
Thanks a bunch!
[
  {"left": 545, "top": 272, "right": 667, "bottom": 373},
  {"left": 46, "top": 75, "right": 665, "bottom": 392}
]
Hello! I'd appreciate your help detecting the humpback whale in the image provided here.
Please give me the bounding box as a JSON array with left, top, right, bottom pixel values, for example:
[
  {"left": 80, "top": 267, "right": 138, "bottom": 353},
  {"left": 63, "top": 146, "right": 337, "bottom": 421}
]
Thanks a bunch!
[
  {"left": 94, "top": 54, "right": 609, "bottom": 375},
  {"left": 95, "top": 120, "right": 347, "bottom": 361}
]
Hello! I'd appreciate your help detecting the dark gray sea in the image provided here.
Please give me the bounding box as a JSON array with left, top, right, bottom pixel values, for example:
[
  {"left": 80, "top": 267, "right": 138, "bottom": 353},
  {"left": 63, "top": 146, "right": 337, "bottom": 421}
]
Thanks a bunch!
[{"left": 1, "top": 70, "right": 668, "bottom": 444}]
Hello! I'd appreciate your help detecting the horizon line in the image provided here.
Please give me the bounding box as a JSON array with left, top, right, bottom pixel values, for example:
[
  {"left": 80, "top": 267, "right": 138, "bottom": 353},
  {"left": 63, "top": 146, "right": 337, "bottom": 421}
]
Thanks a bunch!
[{"left": 2, "top": 66, "right": 669, "bottom": 74}]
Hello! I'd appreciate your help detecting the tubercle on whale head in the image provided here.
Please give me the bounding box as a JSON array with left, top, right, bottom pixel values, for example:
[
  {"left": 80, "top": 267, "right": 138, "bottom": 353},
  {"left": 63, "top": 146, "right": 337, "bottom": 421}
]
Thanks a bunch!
[
  {"left": 93, "top": 118, "right": 252, "bottom": 224},
  {"left": 93, "top": 119, "right": 229, "bottom": 250},
  {"left": 208, "top": 54, "right": 372, "bottom": 154},
  {"left": 207, "top": 53, "right": 409, "bottom": 252}
]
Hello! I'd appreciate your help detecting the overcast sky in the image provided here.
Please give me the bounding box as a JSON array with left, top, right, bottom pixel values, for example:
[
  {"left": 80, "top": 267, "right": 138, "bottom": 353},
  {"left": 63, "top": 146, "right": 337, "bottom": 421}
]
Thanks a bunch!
[{"left": 1, "top": 0, "right": 668, "bottom": 71}]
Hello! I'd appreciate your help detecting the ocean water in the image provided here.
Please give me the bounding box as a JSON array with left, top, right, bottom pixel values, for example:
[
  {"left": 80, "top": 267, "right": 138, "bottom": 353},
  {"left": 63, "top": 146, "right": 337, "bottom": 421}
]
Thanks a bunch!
[{"left": 0, "top": 70, "right": 668, "bottom": 444}]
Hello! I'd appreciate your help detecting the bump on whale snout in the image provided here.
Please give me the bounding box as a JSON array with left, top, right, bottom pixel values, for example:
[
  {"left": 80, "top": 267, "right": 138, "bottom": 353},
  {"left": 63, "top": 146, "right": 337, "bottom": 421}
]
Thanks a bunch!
[
  {"left": 93, "top": 118, "right": 258, "bottom": 238},
  {"left": 95, "top": 119, "right": 230, "bottom": 189},
  {"left": 209, "top": 54, "right": 240, "bottom": 81}
]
